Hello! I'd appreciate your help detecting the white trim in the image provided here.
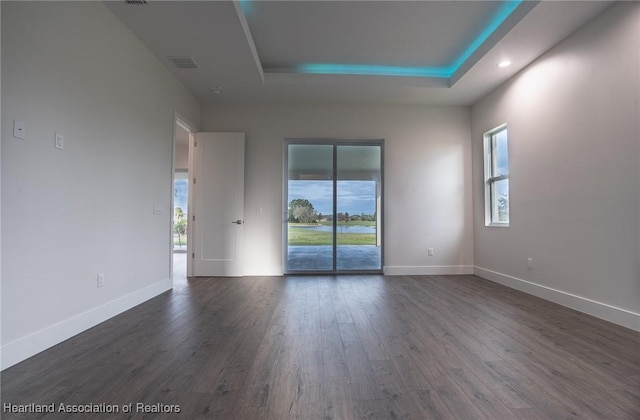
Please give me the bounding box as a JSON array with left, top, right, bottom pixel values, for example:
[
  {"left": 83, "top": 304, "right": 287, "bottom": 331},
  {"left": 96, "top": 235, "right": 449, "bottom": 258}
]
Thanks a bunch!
[
  {"left": 483, "top": 124, "right": 509, "bottom": 226},
  {"left": 170, "top": 116, "right": 178, "bottom": 283},
  {"left": 173, "top": 111, "right": 198, "bottom": 278},
  {"left": 186, "top": 131, "right": 196, "bottom": 277},
  {"left": 1, "top": 278, "right": 172, "bottom": 370},
  {"left": 243, "top": 265, "right": 284, "bottom": 277},
  {"left": 173, "top": 111, "right": 198, "bottom": 134},
  {"left": 384, "top": 265, "right": 474, "bottom": 276},
  {"left": 485, "top": 223, "right": 509, "bottom": 228},
  {"left": 474, "top": 266, "right": 640, "bottom": 333}
]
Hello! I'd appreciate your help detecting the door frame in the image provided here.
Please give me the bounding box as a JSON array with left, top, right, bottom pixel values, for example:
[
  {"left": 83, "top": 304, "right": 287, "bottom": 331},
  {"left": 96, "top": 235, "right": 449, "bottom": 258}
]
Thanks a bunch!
[
  {"left": 283, "top": 138, "right": 385, "bottom": 274},
  {"left": 171, "top": 112, "right": 198, "bottom": 281}
]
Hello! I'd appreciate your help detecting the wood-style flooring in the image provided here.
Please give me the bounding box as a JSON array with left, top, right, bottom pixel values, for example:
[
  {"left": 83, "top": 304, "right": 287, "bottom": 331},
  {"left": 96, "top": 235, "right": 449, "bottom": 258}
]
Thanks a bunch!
[{"left": 2, "top": 272, "right": 639, "bottom": 419}]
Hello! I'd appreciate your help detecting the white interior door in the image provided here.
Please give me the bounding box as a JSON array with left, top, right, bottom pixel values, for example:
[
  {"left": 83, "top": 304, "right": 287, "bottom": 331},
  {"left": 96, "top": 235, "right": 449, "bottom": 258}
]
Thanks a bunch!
[{"left": 192, "top": 132, "right": 245, "bottom": 277}]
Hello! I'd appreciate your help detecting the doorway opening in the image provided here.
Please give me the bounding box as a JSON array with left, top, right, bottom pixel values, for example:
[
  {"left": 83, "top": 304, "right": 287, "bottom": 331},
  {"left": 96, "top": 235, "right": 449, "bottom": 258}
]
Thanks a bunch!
[
  {"left": 285, "top": 140, "right": 384, "bottom": 273},
  {"left": 173, "top": 171, "right": 188, "bottom": 252},
  {"left": 172, "top": 116, "right": 195, "bottom": 285}
]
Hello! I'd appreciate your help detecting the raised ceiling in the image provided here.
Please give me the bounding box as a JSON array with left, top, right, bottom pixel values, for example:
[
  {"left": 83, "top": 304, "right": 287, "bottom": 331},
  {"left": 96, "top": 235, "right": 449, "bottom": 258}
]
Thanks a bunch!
[
  {"left": 245, "top": 1, "right": 521, "bottom": 72},
  {"left": 105, "top": 0, "right": 612, "bottom": 106}
]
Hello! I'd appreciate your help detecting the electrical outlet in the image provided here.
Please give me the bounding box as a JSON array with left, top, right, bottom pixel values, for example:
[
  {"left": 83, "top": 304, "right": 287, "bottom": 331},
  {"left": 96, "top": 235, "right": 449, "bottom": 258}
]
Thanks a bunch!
[
  {"left": 54, "top": 132, "right": 64, "bottom": 150},
  {"left": 13, "top": 120, "right": 25, "bottom": 139},
  {"left": 97, "top": 273, "right": 105, "bottom": 288},
  {"left": 527, "top": 258, "right": 533, "bottom": 270},
  {"left": 428, "top": 248, "right": 435, "bottom": 256}
]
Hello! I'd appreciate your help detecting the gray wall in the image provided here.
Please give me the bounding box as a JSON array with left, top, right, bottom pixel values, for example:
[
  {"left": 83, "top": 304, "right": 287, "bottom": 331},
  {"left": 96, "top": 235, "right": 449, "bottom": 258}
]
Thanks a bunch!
[
  {"left": 201, "top": 104, "right": 474, "bottom": 276},
  {"left": 1, "top": 2, "right": 200, "bottom": 368},
  {"left": 471, "top": 2, "right": 640, "bottom": 330}
]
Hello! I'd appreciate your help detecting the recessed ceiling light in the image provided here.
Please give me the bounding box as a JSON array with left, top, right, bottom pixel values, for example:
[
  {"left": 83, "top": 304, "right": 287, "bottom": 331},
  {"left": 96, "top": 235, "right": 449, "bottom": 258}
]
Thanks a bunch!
[{"left": 497, "top": 60, "right": 512, "bottom": 68}]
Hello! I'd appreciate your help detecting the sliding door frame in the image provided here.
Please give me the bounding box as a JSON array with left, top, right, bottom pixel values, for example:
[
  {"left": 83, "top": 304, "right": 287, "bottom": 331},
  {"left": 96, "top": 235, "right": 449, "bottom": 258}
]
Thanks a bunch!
[{"left": 283, "top": 138, "right": 384, "bottom": 274}]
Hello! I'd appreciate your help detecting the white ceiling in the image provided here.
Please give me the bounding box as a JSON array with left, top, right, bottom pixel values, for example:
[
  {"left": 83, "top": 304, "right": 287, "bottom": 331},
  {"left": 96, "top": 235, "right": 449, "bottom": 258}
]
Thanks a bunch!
[
  {"left": 105, "top": 0, "right": 612, "bottom": 106},
  {"left": 246, "top": 1, "right": 503, "bottom": 69}
]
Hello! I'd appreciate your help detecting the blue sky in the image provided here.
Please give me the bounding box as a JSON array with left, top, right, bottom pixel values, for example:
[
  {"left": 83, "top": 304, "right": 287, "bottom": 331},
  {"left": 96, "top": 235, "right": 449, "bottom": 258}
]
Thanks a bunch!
[
  {"left": 289, "top": 180, "right": 376, "bottom": 215},
  {"left": 495, "top": 129, "right": 509, "bottom": 176},
  {"left": 174, "top": 179, "right": 188, "bottom": 214},
  {"left": 174, "top": 179, "right": 377, "bottom": 217}
]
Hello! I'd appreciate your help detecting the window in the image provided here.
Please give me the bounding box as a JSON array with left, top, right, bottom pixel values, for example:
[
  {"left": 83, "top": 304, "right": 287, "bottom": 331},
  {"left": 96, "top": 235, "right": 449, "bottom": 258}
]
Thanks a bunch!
[{"left": 484, "top": 125, "right": 509, "bottom": 226}]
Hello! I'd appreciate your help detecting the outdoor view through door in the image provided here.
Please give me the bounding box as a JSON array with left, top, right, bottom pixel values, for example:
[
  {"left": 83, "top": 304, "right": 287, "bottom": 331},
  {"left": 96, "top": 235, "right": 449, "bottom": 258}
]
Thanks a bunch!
[
  {"left": 173, "top": 171, "right": 188, "bottom": 252},
  {"left": 286, "top": 141, "right": 383, "bottom": 273}
]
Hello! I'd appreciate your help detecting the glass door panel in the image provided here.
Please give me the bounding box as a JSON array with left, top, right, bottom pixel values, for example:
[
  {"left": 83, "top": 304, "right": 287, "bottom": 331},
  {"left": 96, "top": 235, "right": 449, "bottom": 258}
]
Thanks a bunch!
[
  {"left": 336, "top": 145, "right": 382, "bottom": 271},
  {"left": 286, "top": 144, "right": 334, "bottom": 271}
]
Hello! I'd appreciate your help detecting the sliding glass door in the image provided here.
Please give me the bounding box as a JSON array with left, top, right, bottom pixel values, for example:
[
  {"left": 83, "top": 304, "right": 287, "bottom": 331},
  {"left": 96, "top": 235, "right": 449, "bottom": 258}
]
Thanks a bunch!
[{"left": 285, "top": 140, "right": 383, "bottom": 273}]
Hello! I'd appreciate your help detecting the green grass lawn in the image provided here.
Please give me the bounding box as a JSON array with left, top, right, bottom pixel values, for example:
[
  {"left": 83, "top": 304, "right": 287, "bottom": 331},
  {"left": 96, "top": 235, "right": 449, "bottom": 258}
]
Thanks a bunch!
[
  {"left": 173, "top": 234, "right": 187, "bottom": 247},
  {"left": 175, "top": 224, "right": 376, "bottom": 246},
  {"left": 288, "top": 223, "right": 376, "bottom": 246}
]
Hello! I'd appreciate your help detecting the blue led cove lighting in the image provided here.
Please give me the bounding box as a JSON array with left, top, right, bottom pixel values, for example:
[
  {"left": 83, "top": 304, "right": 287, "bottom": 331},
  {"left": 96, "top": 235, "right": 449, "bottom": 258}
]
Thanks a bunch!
[
  {"left": 297, "top": 64, "right": 452, "bottom": 78},
  {"left": 239, "top": 0, "right": 254, "bottom": 15},
  {"left": 296, "top": 0, "right": 523, "bottom": 78}
]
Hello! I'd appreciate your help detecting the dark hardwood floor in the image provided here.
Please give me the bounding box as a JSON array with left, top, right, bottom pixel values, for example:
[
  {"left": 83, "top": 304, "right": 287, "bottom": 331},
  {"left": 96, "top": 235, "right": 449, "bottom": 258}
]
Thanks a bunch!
[{"left": 2, "top": 271, "right": 639, "bottom": 419}]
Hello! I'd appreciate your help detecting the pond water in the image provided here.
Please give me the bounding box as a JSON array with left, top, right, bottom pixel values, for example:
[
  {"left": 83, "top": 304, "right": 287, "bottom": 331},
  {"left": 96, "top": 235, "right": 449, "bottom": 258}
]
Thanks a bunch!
[{"left": 294, "top": 225, "right": 376, "bottom": 234}]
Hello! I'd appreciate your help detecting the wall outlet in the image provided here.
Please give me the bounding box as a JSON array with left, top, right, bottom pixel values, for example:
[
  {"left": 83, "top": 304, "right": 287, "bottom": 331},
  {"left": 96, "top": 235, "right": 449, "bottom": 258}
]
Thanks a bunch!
[
  {"left": 54, "top": 132, "right": 64, "bottom": 150},
  {"left": 13, "top": 120, "right": 25, "bottom": 139},
  {"left": 527, "top": 258, "right": 533, "bottom": 270},
  {"left": 428, "top": 248, "right": 435, "bottom": 256},
  {"left": 97, "top": 273, "right": 105, "bottom": 288}
]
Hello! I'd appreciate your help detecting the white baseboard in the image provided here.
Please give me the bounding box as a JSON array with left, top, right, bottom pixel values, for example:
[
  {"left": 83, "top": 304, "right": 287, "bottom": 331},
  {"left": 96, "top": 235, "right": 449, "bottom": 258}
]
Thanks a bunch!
[
  {"left": 384, "top": 265, "right": 474, "bottom": 276},
  {"left": 243, "top": 265, "right": 284, "bottom": 276},
  {"left": 474, "top": 266, "right": 640, "bottom": 333},
  {"left": 1, "top": 278, "right": 173, "bottom": 370},
  {"left": 244, "top": 265, "right": 474, "bottom": 277}
]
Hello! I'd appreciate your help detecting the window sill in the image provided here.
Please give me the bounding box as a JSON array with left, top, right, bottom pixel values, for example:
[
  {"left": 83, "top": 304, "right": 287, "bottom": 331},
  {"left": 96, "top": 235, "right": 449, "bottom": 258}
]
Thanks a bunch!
[{"left": 485, "top": 223, "right": 509, "bottom": 228}]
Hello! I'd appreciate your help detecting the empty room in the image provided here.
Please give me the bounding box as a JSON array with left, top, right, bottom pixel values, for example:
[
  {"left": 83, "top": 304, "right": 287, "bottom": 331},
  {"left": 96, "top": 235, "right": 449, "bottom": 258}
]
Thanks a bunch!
[{"left": 1, "top": 1, "right": 639, "bottom": 419}]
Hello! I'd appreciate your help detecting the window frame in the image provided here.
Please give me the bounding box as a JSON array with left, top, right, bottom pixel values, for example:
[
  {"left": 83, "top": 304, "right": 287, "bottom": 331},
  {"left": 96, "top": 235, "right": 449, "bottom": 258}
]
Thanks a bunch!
[{"left": 483, "top": 124, "right": 509, "bottom": 227}]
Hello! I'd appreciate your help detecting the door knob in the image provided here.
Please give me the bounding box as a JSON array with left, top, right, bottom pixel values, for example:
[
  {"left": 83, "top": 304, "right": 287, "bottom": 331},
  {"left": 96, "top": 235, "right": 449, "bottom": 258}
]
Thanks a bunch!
[{"left": 232, "top": 220, "right": 244, "bottom": 225}]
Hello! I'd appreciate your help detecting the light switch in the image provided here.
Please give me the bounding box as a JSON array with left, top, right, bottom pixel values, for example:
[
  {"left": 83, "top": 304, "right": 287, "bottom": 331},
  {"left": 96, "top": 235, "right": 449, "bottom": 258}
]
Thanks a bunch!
[
  {"left": 153, "top": 204, "right": 164, "bottom": 214},
  {"left": 13, "top": 120, "right": 25, "bottom": 139},
  {"left": 55, "top": 133, "right": 64, "bottom": 150}
]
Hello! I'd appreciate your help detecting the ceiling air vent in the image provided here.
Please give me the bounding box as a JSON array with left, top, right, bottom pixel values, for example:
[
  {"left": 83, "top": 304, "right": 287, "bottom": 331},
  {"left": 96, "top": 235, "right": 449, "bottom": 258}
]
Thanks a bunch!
[
  {"left": 168, "top": 56, "right": 199, "bottom": 69},
  {"left": 124, "top": 0, "right": 148, "bottom": 5}
]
